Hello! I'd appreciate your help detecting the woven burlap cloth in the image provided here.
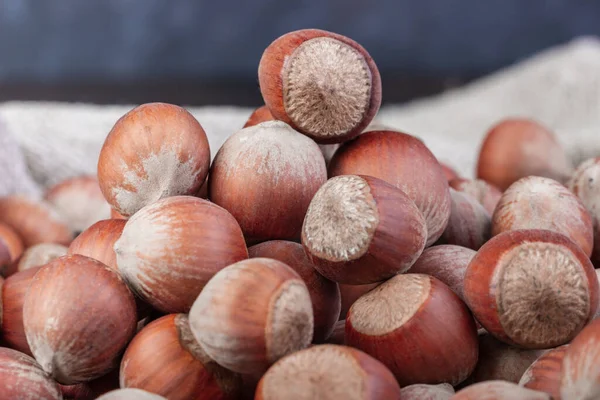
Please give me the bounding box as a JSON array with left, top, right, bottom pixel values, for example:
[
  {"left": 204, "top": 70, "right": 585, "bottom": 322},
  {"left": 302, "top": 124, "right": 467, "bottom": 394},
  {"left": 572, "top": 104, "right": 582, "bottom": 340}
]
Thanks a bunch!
[{"left": 1, "top": 37, "right": 599, "bottom": 197}]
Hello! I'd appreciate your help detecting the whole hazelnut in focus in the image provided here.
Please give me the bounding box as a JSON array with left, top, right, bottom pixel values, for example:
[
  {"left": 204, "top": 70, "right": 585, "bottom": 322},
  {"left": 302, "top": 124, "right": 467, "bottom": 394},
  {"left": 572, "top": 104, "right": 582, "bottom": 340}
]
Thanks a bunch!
[
  {"left": 114, "top": 196, "right": 248, "bottom": 313},
  {"left": 302, "top": 175, "right": 427, "bottom": 284},
  {"left": 44, "top": 175, "right": 111, "bottom": 234},
  {"left": 248, "top": 240, "right": 341, "bottom": 342},
  {"left": 255, "top": 344, "right": 401, "bottom": 400},
  {"left": 208, "top": 121, "right": 327, "bottom": 243},
  {"left": 346, "top": 273, "right": 479, "bottom": 386},
  {"left": 492, "top": 176, "right": 594, "bottom": 257},
  {"left": 476, "top": 118, "right": 573, "bottom": 190},
  {"left": 329, "top": 130, "right": 452, "bottom": 246},
  {"left": 23, "top": 255, "right": 137, "bottom": 384},
  {"left": 189, "top": 258, "right": 314, "bottom": 375},
  {"left": 464, "top": 229, "right": 599, "bottom": 349},
  {"left": 258, "top": 29, "right": 381, "bottom": 144},
  {"left": 120, "top": 314, "right": 242, "bottom": 400},
  {"left": 97, "top": 102, "right": 210, "bottom": 217},
  {"left": 0, "top": 347, "right": 62, "bottom": 399}
]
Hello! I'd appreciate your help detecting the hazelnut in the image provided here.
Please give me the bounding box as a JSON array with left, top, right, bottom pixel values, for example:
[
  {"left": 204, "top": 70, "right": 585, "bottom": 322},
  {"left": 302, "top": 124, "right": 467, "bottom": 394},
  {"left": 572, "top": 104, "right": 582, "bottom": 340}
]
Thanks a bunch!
[
  {"left": 110, "top": 209, "right": 127, "bottom": 220},
  {"left": 16, "top": 243, "right": 68, "bottom": 272},
  {"left": 23, "top": 255, "right": 137, "bottom": 384},
  {"left": 44, "top": 175, "right": 111, "bottom": 234},
  {"left": 97, "top": 389, "right": 166, "bottom": 400},
  {"left": 68, "top": 219, "right": 126, "bottom": 270},
  {"left": 449, "top": 178, "right": 502, "bottom": 215},
  {"left": 301, "top": 174, "right": 427, "bottom": 284},
  {"left": 451, "top": 380, "right": 551, "bottom": 399},
  {"left": 519, "top": 344, "right": 568, "bottom": 399},
  {"left": 1, "top": 266, "right": 42, "bottom": 355},
  {"left": 400, "top": 383, "right": 455, "bottom": 400},
  {"left": 338, "top": 283, "right": 379, "bottom": 320},
  {"left": 208, "top": 121, "right": 327, "bottom": 243},
  {"left": 346, "top": 273, "right": 479, "bottom": 386},
  {"left": 59, "top": 368, "right": 119, "bottom": 400},
  {"left": 248, "top": 240, "right": 341, "bottom": 342},
  {"left": 254, "top": 344, "right": 401, "bottom": 400},
  {"left": 463, "top": 229, "right": 599, "bottom": 349},
  {"left": 568, "top": 157, "right": 600, "bottom": 263},
  {"left": 114, "top": 196, "right": 248, "bottom": 313},
  {"left": 243, "top": 105, "right": 274, "bottom": 128},
  {"left": 329, "top": 130, "right": 452, "bottom": 246},
  {"left": 408, "top": 244, "right": 476, "bottom": 302},
  {"left": 120, "top": 313, "right": 242, "bottom": 399},
  {"left": 0, "top": 222, "right": 24, "bottom": 277},
  {"left": 560, "top": 318, "right": 600, "bottom": 399},
  {"left": 476, "top": 118, "right": 573, "bottom": 190},
  {"left": 0, "top": 347, "right": 62, "bottom": 399},
  {"left": 492, "top": 176, "right": 594, "bottom": 257},
  {"left": 466, "top": 334, "right": 546, "bottom": 384},
  {"left": 440, "top": 189, "right": 491, "bottom": 250},
  {"left": 0, "top": 195, "right": 72, "bottom": 247},
  {"left": 189, "top": 257, "right": 314, "bottom": 375},
  {"left": 258, "top": 29, "right": 381, "bottom": 144},
  {"left": 97, "top": 102, "right": 210, "bottom": 217}
]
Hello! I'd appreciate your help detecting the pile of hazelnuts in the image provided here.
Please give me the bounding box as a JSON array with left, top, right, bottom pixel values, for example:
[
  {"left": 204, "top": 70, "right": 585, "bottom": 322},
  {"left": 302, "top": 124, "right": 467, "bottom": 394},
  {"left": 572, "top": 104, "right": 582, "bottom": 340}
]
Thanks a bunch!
[{"left": 0, "top": 28, "right": 599, "bottom": 400}]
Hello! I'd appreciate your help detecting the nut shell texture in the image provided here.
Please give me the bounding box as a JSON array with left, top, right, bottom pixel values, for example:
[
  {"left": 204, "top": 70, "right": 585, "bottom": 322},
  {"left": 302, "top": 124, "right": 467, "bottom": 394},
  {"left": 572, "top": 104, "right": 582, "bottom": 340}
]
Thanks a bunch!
[
  {"left": 560, "top": 318, "right": 600, "bottom": 400},
  {"left": 464, "top": 229, "right": 599, "bottom": 349},
  {"left": 259, "top": 29, "right": 381, "bottom": 144},
  {"left": 255, "top": 344, "right": 401, "bottom": 400},
  {"left": 97, "top": 102, "right": 210, "bottom": 217},
  {"left": 23, "top": 254, "right": 137, "bottom": 384},
  {"left": 209, "top": 121, "right": 327, "bottom": 243},
  {"left": 329, "top": 130, "right": 451, "bottom": 246},
  {"left": 189, "top": 258, "right": 314, "bottom": 375},
  {"left": 114, "top": 196, "right": 248, "bottom": 313},
  {"left": 68, "top": 219, "right": 126, "bottom": 270},
  {"left": 0, "top": 347, "right": 62, "bottom": 400}
]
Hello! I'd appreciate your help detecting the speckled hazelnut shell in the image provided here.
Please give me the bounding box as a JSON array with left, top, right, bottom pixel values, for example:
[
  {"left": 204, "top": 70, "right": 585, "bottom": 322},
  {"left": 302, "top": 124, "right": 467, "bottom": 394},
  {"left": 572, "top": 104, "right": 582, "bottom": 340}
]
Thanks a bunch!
[
  {"left": 120, "top": 313, "right": 242, "bottom": 400},
  {"left": 67, "top": 219, "right": 126, "bottom": 270},
  {"left": 1, "top": 266, "right": 42, "bottom": 356},
  {"left": 519, "top": 344, "right": 568, "bottom": 399},
  {"left": 0, "top": 222, "right": 24, "bottom": 277},
  {"left": 568, "top": 157, "right": 600, "bottom": 263},
  {"left": 492, "top": 176, "right": 594, "bottom": 257},
  {"left": 408, "top": 244, "right": 476, "bottom": 302},
  {"left": 0, "top": 195, "right": 73, "bottom": 247},
  {"left": 97, "top": 388, "right": 167, "bottom": 400},
  {"left": 450, "top": 178, "right": 502, "bottom": 215},
  {"left": 44, "top": 175, "right": 112, "bottom": 234},
  {"left": 258, "top": 29, "right": 381, "bottom": 144},
  {"left": 476, "top": 118, "right": 573, "bottom": 191},
  {"left": 23, "top": 254, "right": 138, "bottom": 384},
  {"left": 97, "top": 102, "right": 210, "bottom": 217},
  {"left": 560, "top": 318, "right": 600, "bottom": 400},
  {"left": 440, "top": 189, "right": 491, "bottom": 250},
  {"left": 208, "top": 121, "right": 327, "bottom": 243},
  {"left": 0, "top": 347, "right": 62, "bottom": 399},
  {"left": 243, "top": 105, "right": 275, "bottom": 128},
  {"left": 451, "top": 380, "right": 551, "bottom": 400},
  {"left": 189, "top": 258, "right": 314, "bottom": 375},
  {"left": 346, "top": 273, "right": 479, "bottom": 386},
  {"left": 329, "top": 130, "right": 452, "bottom": 246},
  {"left": 255, "top": 344, "right": 401, "bottom": 400},
  {"left": 301, "top": 175, "right": 427, "bottom": 284},
  {"left": 114, "top": 196, "right": 248, "bottom": 313},
  {"left": 248, "top": 240, "right": 340, "bottom": 343},
  {"left": 400, "top": 383, "right": 455, "bottom": 400},
  {"left": 463, "top": 229, "right": 599, "bottom": 349}
]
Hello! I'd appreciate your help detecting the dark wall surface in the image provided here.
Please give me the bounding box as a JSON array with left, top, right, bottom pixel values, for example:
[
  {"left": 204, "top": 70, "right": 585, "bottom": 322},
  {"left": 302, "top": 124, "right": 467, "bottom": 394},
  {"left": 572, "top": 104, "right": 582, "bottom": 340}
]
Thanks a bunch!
[{"left": 1, "top": 0, "right": 598, "bottom": 105}]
